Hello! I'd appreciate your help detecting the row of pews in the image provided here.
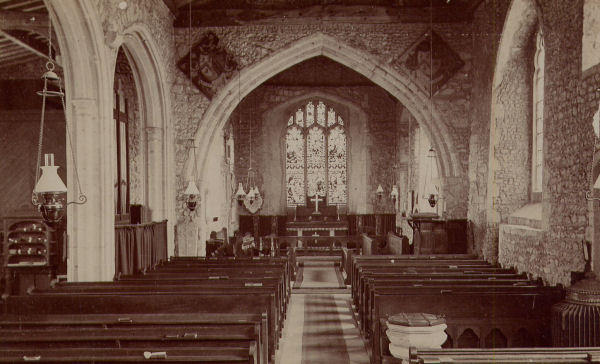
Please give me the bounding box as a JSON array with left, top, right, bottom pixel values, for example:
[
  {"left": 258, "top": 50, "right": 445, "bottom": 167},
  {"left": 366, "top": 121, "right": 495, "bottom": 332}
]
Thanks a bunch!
[
  {"left": 0, "top": 255, "right": 292, "bottom": 364},
  {"left": 408, "top": 347, "right": 600, "bottom": 363},
  {"left": 348, "top": 254, "right": 565, "bottom": 364}
]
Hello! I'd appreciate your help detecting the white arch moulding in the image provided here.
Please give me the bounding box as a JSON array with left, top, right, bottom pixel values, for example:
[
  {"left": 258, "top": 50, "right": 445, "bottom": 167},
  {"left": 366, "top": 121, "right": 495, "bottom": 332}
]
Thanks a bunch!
[
  {"left": 45, "top": 0, "right": 115, "bottom": 281},
  {"left": 189, "top": 32, "right": 463, "bottom": 194},
  {"left": 115, "top": 23, "right": 176, "bottom": 256}
]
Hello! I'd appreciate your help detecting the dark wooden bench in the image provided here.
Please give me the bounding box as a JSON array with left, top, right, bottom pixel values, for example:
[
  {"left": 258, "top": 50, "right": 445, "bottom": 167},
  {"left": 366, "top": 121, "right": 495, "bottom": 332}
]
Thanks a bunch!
[
  {"left": 0, "top": 346, "right": 257, "bottom": 363},
  {"left": 407, "top": 347, "right": 600, "bottom": 364},
  {"left": 359, "top": 277, "right": 537, "bottom": 329},
  {"left": 350, "top": 255, "right": 480, "bottom": 291},
  {"left": 353, "top": 262, "right": 514, "bottom": 306},
  {"left": 38, "top": 280, "right": 287, "bottom": 330},
  {"left": 368, "top": 285, "right": 563, "bottom": 364},
  {"left": 2, "top": 292, "right": 278, "bottom": 362},
  {"left": 168, "top": 256, "right": 294, "bottom": 282},
  {"left": 348, "top": 255, "right": 563, "bottom": 364},
  {"left": 0, "top": 313, "right": 268, "bottom": 364},
  {"left": 152, "top": 260, "right": 291, "bottom": 298}
]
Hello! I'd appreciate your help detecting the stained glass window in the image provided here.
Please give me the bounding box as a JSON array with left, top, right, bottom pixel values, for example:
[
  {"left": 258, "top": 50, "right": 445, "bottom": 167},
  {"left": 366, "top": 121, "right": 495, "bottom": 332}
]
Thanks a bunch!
[
  {"left": 286, "top": 126, "right": 305, "bottom": 205},
  {"left": 328, "top": 126, "right": 347, "bottom": 204},
  {"left": 285, "top": 101, "right": 347, "bottom": 206},
  {"left": 307, "top": 127, "right": 326, "bottom": 197}
]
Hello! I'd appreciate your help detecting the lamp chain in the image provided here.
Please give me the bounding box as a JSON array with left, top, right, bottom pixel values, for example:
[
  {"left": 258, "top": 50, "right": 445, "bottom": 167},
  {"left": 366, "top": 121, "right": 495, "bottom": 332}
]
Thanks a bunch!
[
  {"left": 32, "top": 15, "right": 54, "bottom": 206},
  {"left": 32, "top": 69, "right": 48, "bottom": 206},
  {"left": 58, "top": 78, "right": 87, "bottom": 205}
]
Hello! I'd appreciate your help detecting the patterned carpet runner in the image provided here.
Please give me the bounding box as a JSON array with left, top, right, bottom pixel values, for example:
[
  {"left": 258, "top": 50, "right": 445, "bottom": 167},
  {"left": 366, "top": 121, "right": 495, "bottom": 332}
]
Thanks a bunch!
[
  {"left": 302, "top": 294, "right": 351, "bottom": 363},
  {"left": 294, "top": 262, "right": 346, "bottom": 289},
  {"left": 276, "top": 263, "right": 369, "bottom": 364}
]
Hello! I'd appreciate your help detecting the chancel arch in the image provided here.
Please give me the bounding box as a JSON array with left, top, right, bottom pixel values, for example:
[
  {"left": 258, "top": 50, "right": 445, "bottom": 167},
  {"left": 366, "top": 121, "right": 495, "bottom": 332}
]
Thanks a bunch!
[{"left": 188, "top": 33, "right": 465, "bottom": 238}]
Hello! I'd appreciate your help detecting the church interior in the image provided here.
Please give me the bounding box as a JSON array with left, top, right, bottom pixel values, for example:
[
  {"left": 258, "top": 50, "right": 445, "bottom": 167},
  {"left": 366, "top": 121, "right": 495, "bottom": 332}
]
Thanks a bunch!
[{"left": 1, "top": 0, "right": 600, "bottom": 363}]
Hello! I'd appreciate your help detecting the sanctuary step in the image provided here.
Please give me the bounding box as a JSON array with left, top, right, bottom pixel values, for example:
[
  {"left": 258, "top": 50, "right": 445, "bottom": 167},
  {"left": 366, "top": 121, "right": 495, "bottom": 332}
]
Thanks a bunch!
[{"left": 297, "top": 255, "right": 341, "bottom": 267}]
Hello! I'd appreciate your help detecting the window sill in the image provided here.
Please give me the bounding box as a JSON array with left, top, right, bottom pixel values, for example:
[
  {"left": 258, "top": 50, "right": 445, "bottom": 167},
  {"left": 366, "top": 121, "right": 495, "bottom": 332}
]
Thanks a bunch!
[{"left": 506, "top": 203, "right": 542, "bottom": 230}]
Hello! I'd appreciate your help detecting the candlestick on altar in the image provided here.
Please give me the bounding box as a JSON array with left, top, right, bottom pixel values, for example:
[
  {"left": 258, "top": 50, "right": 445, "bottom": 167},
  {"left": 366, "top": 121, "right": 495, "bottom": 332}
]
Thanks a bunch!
[{"left": 336, "top": 204, "right": 340, "bottom": 221}]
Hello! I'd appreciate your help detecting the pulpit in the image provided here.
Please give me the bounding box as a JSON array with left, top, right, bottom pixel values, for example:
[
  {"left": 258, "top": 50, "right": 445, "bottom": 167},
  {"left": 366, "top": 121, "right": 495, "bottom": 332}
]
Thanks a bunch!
[{"left": 407, "top": 214, "right": 468, "bottom": 254}]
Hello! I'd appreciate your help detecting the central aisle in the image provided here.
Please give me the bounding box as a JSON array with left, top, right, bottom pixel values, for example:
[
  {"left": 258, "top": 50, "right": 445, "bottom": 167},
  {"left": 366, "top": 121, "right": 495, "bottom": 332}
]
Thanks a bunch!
[{"left": 275, "top": 262, "right": 370, "bottom": 363}]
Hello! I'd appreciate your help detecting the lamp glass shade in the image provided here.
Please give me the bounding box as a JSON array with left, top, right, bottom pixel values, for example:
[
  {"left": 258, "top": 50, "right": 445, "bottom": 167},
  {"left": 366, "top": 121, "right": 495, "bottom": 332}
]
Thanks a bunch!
[
  {"left": 376, "top": 184, "right": 384, "bottom": 194},
  {"left": 34, "top": 166, "right": 67, "bottom": 193},
  {"left": 235, "top": 182, "right": 247, "bottom": 199},
  {"left": 390, "top": 185, "right": 399, "bottom": 198},
  {"left": 184, "top": 180, "right": 199, "bottom": 195}
]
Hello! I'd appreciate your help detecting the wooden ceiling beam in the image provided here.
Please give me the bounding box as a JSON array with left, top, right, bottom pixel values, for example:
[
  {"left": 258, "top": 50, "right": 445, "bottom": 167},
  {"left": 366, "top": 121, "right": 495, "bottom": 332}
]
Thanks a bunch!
[
  {"left": 0, "top": 53, "right": 38, "bottom": 68},
  {"left": 0, "top": 10, "right": 47, "bottom": 31},
  {"left": 0, "top": 28, "right": 58, "bottom": 65},
  {"left": 173, "top": 4, "right": 474, "bottom": 27}
]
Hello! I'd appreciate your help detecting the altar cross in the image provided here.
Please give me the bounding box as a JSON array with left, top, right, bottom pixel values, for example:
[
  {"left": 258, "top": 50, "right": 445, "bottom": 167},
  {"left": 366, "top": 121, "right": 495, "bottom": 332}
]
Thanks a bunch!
[{"left": 311, "top": 194, "right": 324, "bottom": 214}]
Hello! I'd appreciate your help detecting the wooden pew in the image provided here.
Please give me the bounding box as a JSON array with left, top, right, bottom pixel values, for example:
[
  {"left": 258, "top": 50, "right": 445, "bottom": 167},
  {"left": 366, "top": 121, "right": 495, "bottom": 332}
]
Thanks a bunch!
[
  {"left": 2, "top": 292, "right": 278, "bottom": 362},
  {"left": 407, "top": 347, "right": 600, "bottom": 364},
  {"left": 348, "top": 255, "right": 563, "bottom": 364},
  {"left": 155, "top": 259, "right": 291, "bottom": 299},
  {"left": 117, "top": 270, "right": 288, "bottom": 320},
  {"left": 38, "top": 280, "right": 287, "bottom": 330},
  {"left": 368, "top": 285, "right": 563, "bottom": 364},
  {"left": 359, "top": 277, "right": 536, "bottom": 331},
  {"left": 169, "top": 255, "right": 295, "bottom": 282},
  {"left": 352, "top": 261, "right": 505, "bottom": 305},
  {"left": 341, "top": 246, "right": 360, "bottom": 284},
  {"left": 386, "top": 232, "right": 410, "bottom": 255},
  {"left": 0, "top": 326, "right": 258, "bottom": 349},
  {"left": 0, "top": 313, "right": 268, "bottom": 364},
  {"left": 0, "top": 347, "right": 257, "bottom": 363},
  {"left": 349, "top": 255, "right": 479, "bottom": 292},
  {"left": 3, "top": 257, "right": 288, "bottom": 364}
]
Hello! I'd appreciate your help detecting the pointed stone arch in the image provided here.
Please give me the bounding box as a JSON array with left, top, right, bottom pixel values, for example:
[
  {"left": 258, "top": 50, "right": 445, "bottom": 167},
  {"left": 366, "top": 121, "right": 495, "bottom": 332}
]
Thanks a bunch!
[
  {"left": 114, "top": 23, "right": 176, "bottom": 256},
  {"left": 44, "top": 2, "right": 176, "bottom": 279},
  {"left": 189, "top": 33, "right": 463, "bottom": 191},
  {"left": 45, "top": 0, "right": 115, "bottom": 281}
]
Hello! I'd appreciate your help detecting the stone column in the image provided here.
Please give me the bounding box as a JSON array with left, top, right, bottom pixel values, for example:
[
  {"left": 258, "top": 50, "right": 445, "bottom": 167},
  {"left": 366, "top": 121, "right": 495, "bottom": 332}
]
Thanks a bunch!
[
  {"left": 145, "top": 126, "right": 165, "bottom": 222},
  {"left": 67, "top": 98, "right": 114, "bottom": 282}
]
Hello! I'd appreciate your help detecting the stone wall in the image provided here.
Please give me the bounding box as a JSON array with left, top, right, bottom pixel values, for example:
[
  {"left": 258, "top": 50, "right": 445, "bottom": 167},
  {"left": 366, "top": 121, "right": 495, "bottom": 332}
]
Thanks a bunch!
[
  {"left": 525, "top": 0, "right": 591, "bottom": 285},
  {"left": 469, "top": 0, "right": 594, "bottom": 285}
]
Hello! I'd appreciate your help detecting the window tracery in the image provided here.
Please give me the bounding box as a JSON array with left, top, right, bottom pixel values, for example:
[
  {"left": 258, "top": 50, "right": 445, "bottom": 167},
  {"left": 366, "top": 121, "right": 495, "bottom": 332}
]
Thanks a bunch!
[{"left": 285, "top": 100, "right": 347, "bottom": 206}]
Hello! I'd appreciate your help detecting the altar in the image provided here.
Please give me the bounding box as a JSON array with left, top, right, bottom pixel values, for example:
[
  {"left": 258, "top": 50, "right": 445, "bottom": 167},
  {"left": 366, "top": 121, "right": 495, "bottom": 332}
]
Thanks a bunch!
[{"left": 285, "top": 195, "right": 348, "bottom": 238}]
